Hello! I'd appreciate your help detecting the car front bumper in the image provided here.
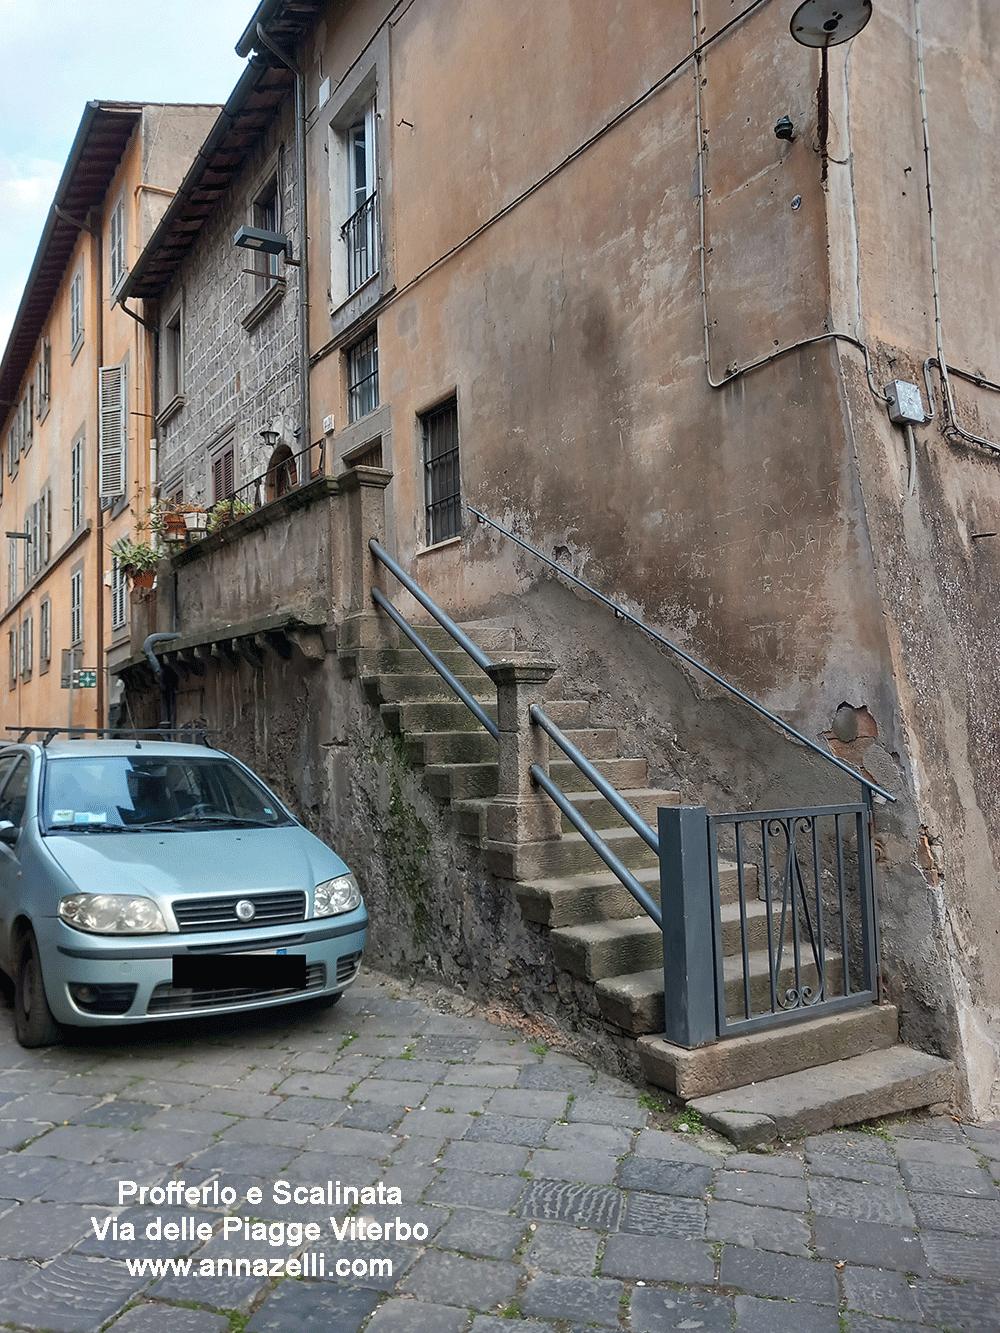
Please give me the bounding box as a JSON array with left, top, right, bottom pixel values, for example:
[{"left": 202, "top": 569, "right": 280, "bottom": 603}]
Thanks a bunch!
[{"left": 37, "top": 911, "right": 368, "bottom": 1027}]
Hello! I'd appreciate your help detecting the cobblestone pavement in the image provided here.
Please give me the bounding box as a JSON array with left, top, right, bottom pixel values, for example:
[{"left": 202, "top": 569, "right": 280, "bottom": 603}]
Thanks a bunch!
[{"left": 0, "top": 971, "right": 998, "bottom": 1332}]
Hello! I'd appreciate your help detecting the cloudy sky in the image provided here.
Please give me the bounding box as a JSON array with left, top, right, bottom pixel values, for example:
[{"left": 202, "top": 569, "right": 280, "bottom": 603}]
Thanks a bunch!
[{"left": 0, "top": 0, "right": 257, "bottom": 352}]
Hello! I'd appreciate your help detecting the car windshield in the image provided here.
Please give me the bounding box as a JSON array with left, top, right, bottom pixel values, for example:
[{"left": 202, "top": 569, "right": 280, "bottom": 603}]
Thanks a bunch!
[{"left": 41, "top": 755, "right": 292, "bottom": 833}]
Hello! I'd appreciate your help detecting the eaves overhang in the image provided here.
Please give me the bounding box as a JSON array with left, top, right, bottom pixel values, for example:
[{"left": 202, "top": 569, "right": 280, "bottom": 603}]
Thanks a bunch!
[
  {"left": 235, "top": 0, "right": 327, "bottom": 59},
  {"left": 118, "top": 57, "right": 295, "bottom": 304},
  {"left": 0, "top": 101, "right": 142, "bottom": 413}
]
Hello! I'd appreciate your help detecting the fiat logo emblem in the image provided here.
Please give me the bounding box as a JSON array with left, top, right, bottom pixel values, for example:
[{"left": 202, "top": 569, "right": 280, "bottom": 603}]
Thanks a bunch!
[{"left": 235, "top": 899, "right": 256, "bottom": 922}]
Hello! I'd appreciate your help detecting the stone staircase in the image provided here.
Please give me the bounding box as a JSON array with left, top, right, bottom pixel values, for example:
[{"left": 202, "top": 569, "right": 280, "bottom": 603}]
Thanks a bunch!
[{"left": 356, "top": 617, "right": 955, "bottom": 1143}]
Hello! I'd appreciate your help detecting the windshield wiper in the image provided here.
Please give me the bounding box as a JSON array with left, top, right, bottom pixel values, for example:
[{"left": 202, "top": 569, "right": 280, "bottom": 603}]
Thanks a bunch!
[
  {"left": 138, "top": 814, "right": 275, "bottom": 830},
  {"left": 47, "top": 822, "right": 129, "bottom": 834}
]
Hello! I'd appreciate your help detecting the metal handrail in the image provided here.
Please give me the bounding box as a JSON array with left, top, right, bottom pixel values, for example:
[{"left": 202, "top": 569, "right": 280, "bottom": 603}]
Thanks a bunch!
[
  {"left": 469, "top": 507, "right": 896, "bottom": 804},
  {"left": 529, "top": 765, "right": 662, "bottom": 927},
  {"left": 369, "top": 539, "right": 494, "bottom": 671},
  {"left": 371, "top": 588, "right": 499, "bottom": 740},
  {"left": 530, "top": 705, "right": 659, "bottom": 853}
]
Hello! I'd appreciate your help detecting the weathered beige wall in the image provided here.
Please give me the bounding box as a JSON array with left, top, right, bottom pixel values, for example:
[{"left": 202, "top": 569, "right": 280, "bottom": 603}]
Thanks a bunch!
[{"left": 827, "top": 0, "right": 1000, "bottom": 1115}]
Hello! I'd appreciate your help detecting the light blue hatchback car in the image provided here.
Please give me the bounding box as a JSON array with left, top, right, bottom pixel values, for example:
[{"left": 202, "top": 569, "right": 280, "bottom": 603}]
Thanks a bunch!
[{"left": 0, "top": 735, "right": 367, "bottom": 1046}]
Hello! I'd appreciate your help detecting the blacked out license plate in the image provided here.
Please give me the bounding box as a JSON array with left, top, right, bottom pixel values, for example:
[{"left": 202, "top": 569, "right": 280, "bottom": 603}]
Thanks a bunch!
[{"left": 172, "top": 952, "right": 307, "bottom": 989}]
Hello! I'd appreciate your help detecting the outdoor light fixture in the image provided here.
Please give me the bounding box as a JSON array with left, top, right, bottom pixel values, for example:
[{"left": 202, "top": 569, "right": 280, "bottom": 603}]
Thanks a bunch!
[
  {"left": 5, "top": 531, "right": 31, "bottom": 542},
  {"left": 774, "top": 116, "right": 795, "bottom": 141},
  {"left": 790, "top": 0, "right": 873, "bottom": 47},
  {"left": 259, "top": 428, "right": 281, "bottom": 449},
  {"left": 233, "top": 225, "right": 296, "bottom": 260}
]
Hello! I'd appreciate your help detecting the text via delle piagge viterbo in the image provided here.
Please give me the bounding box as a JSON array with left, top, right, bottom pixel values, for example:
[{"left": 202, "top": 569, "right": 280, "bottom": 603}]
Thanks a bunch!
[{"left": 95, "top": 1179, "right": 425, "bottom": 1279}]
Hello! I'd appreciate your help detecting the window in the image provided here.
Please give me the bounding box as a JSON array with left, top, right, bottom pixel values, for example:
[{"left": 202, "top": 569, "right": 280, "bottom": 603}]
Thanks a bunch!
[
  {"left": 109, "top": 193, "right": 127, "bottom": 292},
  {"left": 21, "top": 388, "right": 33, "bottom": 454},
  {"left": 344, "top": 100, "right": 379, "bottom": 296},
  {"left": 39, "top": 485, "right": 51, "bottom": 565},
  {"left": 111, "top": 556, "right": 128, "bottom": 631},
  {"left": 71, "top": 435, "right": 84, "bottom": 529},
  {"left": 70, "top": 567, "right": 83, "bottom": 646},
  {"left": 166, "top": 305, "right": 183, "bottom": 399},
  {"left": 212, "top": 436, "right": 235, "bottom": 502},
  {"left": 70, "top": 266, "right": 84, "bottom": 356},
  {"left": 254, "top": 177, "right": 281, "bottom": 297},
  {"left": 99, "top": 363, "right": 126, "bottom": 500},
  {"left": 422, "top": 397, "right": 462, "bottom": 545},
  {"left": 19, "top": 614, "right": 32, "bottom": 679},
  {"left": 347, "top": 328, "right": 379, "bottom": 423},
  {"left": 36, "top": 339, "right": 51, "bottom": 420},
  {"left": 40, "top": 596, "right": 51, "bottom": 672},
  {"left": 8, "top": 538, "right": 16, "bottom": 604},
  {"left": 8, "top": 630, "right": 15, "bottom": 689}
]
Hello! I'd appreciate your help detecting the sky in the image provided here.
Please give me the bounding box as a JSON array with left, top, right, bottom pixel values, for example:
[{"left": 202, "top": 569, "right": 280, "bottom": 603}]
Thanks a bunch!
[{"left": 0, "top": 0, "right": 258, "bottom": 354}]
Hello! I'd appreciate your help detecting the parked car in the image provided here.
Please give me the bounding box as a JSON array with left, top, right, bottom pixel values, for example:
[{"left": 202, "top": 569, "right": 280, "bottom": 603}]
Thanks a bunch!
[{"left": 0, "top": 734, "right": 367, "bottom": 1046}]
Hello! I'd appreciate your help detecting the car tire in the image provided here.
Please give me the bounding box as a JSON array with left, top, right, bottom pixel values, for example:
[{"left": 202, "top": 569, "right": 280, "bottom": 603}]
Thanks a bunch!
[{"left": 14, "top": 928, "right": 62, "bottom": 1048}]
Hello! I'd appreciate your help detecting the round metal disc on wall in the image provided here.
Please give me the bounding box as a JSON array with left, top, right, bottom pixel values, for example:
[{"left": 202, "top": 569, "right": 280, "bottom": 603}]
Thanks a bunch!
[{"left": 789, "top": 0, "right": 873, "bottom": 47}]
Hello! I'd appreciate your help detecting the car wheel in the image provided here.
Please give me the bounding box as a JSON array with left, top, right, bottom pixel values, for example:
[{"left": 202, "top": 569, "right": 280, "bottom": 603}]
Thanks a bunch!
[{"left": 14, "top": 928, "right": 62, "bottom": 1048}]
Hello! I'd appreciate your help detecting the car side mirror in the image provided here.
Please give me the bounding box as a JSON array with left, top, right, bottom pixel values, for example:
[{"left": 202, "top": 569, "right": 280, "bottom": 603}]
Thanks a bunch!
[{"left": 0, "top": 821, "right": 18, "bottom": 847}]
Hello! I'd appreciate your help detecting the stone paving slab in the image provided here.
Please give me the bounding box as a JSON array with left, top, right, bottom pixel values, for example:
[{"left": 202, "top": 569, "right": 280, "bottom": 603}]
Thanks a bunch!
[{"left": 0, "top": 971, "right": 998, "bottom": 1333}]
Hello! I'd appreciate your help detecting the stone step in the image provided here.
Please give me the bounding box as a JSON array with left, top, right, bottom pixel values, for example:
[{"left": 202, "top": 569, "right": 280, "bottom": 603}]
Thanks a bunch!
[
  {"left": 490, "top": 824, "right": 660, "bottom": 881},
  {"left": 547, "top": 727, "right": 621, "bottom": 759},
  {"left": 559, "top": 788, "right": 679, "bottom": 834},
  {"left": 364, "top": 673, "right": 490, "bottom": 703},
  {"left": 550, "top": 756, "right": 649, "bottom": 791},
  {"left": 689, "top": 1044, "right": 955, "bottom": 1148},
  {"left": 542, "top": 699, "right": 593, "bottom": 730},
  {"left": 406, "top": 729, "right": 499, "bottom": 767},
  {"left": 593, "top": 948, "right": 845, "bottom": 1035},
  {"left": 515, "top": 860, "right": 754, "bottom": 928},
  {"left": 636, "top": 1004, "right": 900, "bottom": 1099},
  {"left": 425, "top": 762, "right": 498, "bottom": 802},
  {"left": 389, "top": 618, "right": 515, "bottom": 654},
  {"left": 550, "top": 916, "right": 662, "bottom": 981},
  {"left": 382, "top": 698, "right": 497, "bottom": 735},
  {"left": 364, "top": 646, "right": 494, "bottom": 678},
  {"left": 451, "top": 799, "right": 490, "bottom": 841}
]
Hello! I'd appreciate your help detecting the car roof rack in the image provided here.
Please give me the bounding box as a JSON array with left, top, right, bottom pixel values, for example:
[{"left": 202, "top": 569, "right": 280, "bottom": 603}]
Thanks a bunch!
[{"left": 4, "top": 726, "right": 218, "bottom": 748}]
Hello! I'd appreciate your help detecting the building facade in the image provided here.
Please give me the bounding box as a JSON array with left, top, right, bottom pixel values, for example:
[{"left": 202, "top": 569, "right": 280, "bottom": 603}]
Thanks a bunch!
[
  {"left": 0, "top": 102, "right": 219, "bottom": 734},
  {"left": 116, "top": 0, "right": 1000, "bottom": 1118}
]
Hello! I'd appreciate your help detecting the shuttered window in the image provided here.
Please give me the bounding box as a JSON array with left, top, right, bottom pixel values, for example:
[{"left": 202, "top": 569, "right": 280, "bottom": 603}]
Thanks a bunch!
[
  {"left": 40, "top": 597, "right": 51, "bottom": 670},
  {"left": 71, "top": 437, "right": 84, "bottom": 529},
  {"left": 99, "top": 364, "right": 126, "bottom": 500},
  {"left": 212, "top": 439, "right": 235, "bottom": 501},
  {"left": 111, "top": 557, "right": 128, "bottom": 630}
]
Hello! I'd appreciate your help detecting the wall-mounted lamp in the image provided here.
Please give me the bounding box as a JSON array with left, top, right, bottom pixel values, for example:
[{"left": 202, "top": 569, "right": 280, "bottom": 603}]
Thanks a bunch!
[
  {"left": 789, "top": 0, "right": 872, "bottom": 48},
  {"left": 5, "top": 531, "right": 32, "bottom": 542},
  {"left": 774, "top": 116, "right": 795, "bottom": 141},
  {"left": 233, "top": 226, "right": 300, "bottom": 265},
  {"left": 259, "top": 428, "right": 281, "bottom": 450}
]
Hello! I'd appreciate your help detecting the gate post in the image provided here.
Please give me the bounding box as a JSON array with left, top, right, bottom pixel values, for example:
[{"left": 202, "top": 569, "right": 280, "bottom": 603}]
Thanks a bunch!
[{"left": 659, "top": 805, "right": 717, "bottom": 1048}]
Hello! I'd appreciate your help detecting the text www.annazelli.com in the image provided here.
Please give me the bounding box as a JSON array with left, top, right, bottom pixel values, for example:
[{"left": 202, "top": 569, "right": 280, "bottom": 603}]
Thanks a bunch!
[{"left": 125, "top": 1252, "right": 389, "bottom": 1279}]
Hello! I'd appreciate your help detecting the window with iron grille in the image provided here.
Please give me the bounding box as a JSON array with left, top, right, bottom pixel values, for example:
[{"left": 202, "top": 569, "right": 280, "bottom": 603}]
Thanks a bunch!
[
  {"left": 40, "top": 596, "right": 51, "bottom": 671},
  {"left": 212, "top": 437, "right": 235, "bottom": 502},
  {"left": 70, "top": 567, "right": 83, "bottom": 646},
  {"left": 111, "top": 556, "right": 128, "bottom": 631},
  {"left": 344, "top": 100, "right": 379, "bottom": 296},
  {"left": 253, "top": 178, "right": 281, "bottom": 297},
  {"left": 347, "top": 329, "right": 379, "bottom": 423},
  {"left": 422, "top": 397, "right": 461, "bottom": 546},
  {"left": 71, "top": 435, "right": 84, "bottom": 529}
]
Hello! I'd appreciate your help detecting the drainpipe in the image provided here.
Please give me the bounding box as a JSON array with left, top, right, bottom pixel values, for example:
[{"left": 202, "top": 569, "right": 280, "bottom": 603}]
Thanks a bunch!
[
  {"left": 143, "top": 631, "right": 180, "bottom": 726},
  {"left": 251, "top": 23, "right": 310, "bottom": 452},
  {"left": 94, "top": 219, "right": 105, "bottom": 728}
]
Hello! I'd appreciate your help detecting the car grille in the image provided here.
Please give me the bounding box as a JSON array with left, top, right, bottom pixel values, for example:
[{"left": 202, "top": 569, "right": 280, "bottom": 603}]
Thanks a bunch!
[
  {"left": 172, "top": 890, "right": 307, "bottom": 932},
  {"left": 337, "top": 951, "right": 363, "bottom": 983},
  {"left": 146, "top": 962, "right": 325, "bottom": 1013}
]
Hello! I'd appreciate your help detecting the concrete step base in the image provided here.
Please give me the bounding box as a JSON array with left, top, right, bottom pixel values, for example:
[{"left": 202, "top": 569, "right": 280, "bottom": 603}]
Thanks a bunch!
[
  {"left": 516, "top": 866, "right": 662, "bottom": 928},
  {"left": 550, "top": 916, "right": 662, "bottom": 981},
  {"left": 688, "top": 1043, "right": 955, "bottom": 1148},
  {"left": 636, "top": 1004, "right": 900, "bottom": 1098}
]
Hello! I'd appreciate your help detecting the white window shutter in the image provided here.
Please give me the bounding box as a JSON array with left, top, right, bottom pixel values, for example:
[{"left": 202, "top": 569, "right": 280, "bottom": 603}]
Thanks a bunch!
[{"left": 99, "top": 364, "right": 126, "bottom": 499}]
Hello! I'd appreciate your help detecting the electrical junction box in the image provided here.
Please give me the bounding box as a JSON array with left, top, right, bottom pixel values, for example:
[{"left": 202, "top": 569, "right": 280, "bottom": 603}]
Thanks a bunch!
[{"left": 884, "top": 380, "right": 925, "bottom": 424}]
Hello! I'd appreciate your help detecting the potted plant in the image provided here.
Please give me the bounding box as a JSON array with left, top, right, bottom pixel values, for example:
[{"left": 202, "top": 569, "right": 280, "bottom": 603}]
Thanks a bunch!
[
  {"left": 207, "top": 496, "right": 253, "bottom": 532},
  {"left": 145, "top": 500, "right": 206, "bottom": 540},
  {"left": 109, "top": 535, "right": 161, "bottom": 589}
]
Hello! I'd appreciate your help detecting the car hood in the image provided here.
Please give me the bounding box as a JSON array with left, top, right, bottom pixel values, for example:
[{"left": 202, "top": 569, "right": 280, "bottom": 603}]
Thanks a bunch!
[{"left": 42, "top": 826, "right": 352, "bottom": 906}]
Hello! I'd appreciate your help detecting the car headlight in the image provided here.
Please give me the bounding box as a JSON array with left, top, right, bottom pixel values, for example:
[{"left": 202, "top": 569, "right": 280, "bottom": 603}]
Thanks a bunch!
[
  {"left": 313, "top": 874, "right": 362, "bottom": 918},
  {"left": 59, "top": 893, "right": 167, "bottom": 934}
]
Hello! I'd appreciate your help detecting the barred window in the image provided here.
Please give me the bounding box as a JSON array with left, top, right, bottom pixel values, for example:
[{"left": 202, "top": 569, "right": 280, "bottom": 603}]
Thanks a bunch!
[
  {"left": 422, "top": 397, "right": 461, "bottom": 546},
  {"left": 347, "top": 329, "right": 379, "bottom": 423}
]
